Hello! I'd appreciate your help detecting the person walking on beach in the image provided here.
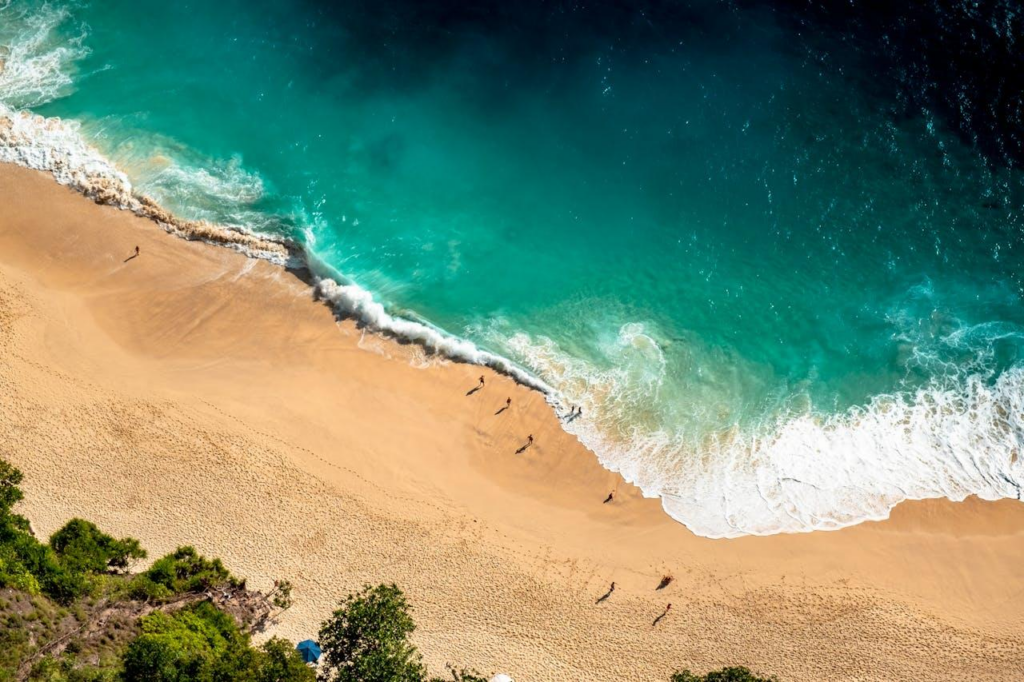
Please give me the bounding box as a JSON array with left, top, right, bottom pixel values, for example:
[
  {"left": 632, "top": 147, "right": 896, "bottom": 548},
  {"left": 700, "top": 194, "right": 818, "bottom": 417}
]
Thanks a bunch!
[
  {"left": 527, "top": 434, "right": 534, "bottom": 446},
  {"left": 506, "top": 397, "right": 512, "bottom": 409},
  {"left": 609, "top": 581, "right": 616, "bottom": 593},
  {"left": 603, "top": 491, "right": 615, "bottom": 504},
  {"left": 478, "top": 375, "right": 485, "bottom": 387},
  {"left": 134, "top": 245, "right": 140, "bottom": 257}
]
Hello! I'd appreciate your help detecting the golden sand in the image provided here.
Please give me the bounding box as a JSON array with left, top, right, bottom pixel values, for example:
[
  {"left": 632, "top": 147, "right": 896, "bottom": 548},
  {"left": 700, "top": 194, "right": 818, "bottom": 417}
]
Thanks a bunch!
[{"left": 1, "top": 163, "right": 1022, "bottom": 680}]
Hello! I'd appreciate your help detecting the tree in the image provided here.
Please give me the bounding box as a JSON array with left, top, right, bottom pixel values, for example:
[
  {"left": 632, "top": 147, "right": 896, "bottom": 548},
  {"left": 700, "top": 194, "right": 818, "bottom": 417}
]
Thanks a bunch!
[
  {"left": 130, "top": 546, "right": 238, "bottom": 600},
  {"left": 671, "top": 666, "right": 778, "bottom": 682},
  {"left": 317, "top": 583, "right": 426, "bottom": 682},
  {"left": 0, "top": 543, "right": 40, "bottom": 594},
  {"left": 49, "top": 519, "right": 146, "bottom": 574},
  {"left": 0, "top": 459, "right": 24, "bottom": 513},
  {"left": 122, "top": 601, "right": 313, "bottom": 682},
  {"left": 255, "top": 637, "right": 316, "bottom": 682}
]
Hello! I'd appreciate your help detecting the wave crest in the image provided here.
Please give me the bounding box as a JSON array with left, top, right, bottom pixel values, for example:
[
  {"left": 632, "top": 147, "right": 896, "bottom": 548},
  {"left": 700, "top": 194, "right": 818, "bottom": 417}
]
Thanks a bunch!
[{"left": 314, "top": 278, "right": 552, "bottom": 393}]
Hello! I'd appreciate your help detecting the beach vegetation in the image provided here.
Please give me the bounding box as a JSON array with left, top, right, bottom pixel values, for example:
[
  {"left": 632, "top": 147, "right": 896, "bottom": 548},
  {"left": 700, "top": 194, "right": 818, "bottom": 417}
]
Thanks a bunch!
[
  {"left": 127, "top": 546, "right": 239, "bottom": 602},
  {"left": 317, "top": 583, "right": 426, "bottom": 682},
  {"left": 121, "top": 601, "right": 313, "bottom": 682},
  {"left": 0, "top": 459, "right": 309, "bottom": 681},
  {"left": 671, "top": 666, "right": 778, "bottom": 681},
  {"left": 50, "top": 519, "right": 147, "bottom": 575},
  {"left": 0, "top": 459, "right": 25, "bottom": 514},
  {"left": 267, "top": 578, "right": 294, "bottom": 611},
  {"left": 1, "top": 463, "right": 144, "bottom": 606},
  {"left": 254, "top": 637, "right": 318, "bottom": 682}
]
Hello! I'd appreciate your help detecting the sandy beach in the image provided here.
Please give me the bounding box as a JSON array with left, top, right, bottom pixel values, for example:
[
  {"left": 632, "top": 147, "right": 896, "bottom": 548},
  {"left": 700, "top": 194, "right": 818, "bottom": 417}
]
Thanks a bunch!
[{"left": 1, "top": 162, "right": 1022, "bottom": 680}]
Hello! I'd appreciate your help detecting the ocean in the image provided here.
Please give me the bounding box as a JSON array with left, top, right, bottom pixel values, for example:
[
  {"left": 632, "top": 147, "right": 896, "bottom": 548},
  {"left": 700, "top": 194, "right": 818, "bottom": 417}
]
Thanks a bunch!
[{"left": 2, "top": 0, "right": 1022, "bottom": 537}]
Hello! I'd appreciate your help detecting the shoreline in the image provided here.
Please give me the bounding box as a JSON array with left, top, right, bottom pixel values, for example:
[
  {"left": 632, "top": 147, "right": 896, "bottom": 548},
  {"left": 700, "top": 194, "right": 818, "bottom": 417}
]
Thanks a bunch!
[
  {"left": 2, "top": 162, "right": 1023, "bottom": 679},
  {"left": 3, "top": 103, "right": 1021, "bottom": 540},
  {"left": 0, "top": 104, "right": 556, "bottom": 396}
]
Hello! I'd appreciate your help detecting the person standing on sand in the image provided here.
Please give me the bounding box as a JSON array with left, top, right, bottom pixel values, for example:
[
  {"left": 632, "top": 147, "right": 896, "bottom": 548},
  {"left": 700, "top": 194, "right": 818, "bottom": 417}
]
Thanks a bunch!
[
  {"left": 527, "top": 434, "right": 534, "bottom": 445},
  {"left": 134, "top": 245, "right": 140, "bottom": 257},
  {"left": 506, "top": 397, "right": 512, "bottom": 408}
]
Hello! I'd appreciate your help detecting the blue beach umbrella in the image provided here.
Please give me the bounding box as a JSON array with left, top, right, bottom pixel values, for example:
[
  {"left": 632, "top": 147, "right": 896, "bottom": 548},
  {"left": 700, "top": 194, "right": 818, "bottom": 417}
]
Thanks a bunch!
[{"left": 296, "top": 639, "right": 322, "bottom": 663}]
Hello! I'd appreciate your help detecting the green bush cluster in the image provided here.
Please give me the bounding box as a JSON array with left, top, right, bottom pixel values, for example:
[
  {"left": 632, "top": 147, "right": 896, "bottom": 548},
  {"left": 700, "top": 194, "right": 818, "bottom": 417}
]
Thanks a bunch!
[
  {"left": 671, "top": 668, "right": 778, "bottom": 682},
  {"left": 1, "top": 461, "right": 146, "bottom": 606},
  {"left": 50, "top": 520, "right": 146, "bottom": 575},
  {"left": 121, "top": 601, "right": 312, "bottom": 682},
  {"left": 1, "top": 458, "right": 309, "bottom": 682},
  {"left": 127, "top": 546, "right": 237, "bottom": 602}
]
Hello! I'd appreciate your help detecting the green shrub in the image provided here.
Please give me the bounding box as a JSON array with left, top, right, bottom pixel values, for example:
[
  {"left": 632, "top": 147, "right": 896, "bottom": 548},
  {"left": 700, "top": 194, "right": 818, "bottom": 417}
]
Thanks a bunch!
[
  {"left": 137, "top": 547, "right": 237, "bottom": 598},
  {"left": 122, "top": 601, "right": 245, "bottom": 681},
  {"left": 124, "top": 575, "right": 172, "bottom": 603},
  {"left": 0, "top": 460, "right": 24, "bottom": 514},
  {"left": 49, "top": 520, "right": 145, "bottom": 575},
  {"left": 671, "top": 666, "right": 778, "bottom": 682},
  {"left": 0, "top": 544, "right": 41, "bottom": 594},
  {"left": 2, "top": 531, "right": 85, "bottom": 605},
  {"left": 253, "top": 637, "right": 315, "bottom": 682},
  {"left": 121, "top": 601, "right": 311, "bottom": 682}
]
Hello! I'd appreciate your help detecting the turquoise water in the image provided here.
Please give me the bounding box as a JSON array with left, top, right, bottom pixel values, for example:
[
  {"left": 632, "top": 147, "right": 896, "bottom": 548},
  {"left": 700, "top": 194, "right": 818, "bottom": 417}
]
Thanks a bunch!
[{"left": 2, "top": 0, "right": 1022, "bottom": 536}]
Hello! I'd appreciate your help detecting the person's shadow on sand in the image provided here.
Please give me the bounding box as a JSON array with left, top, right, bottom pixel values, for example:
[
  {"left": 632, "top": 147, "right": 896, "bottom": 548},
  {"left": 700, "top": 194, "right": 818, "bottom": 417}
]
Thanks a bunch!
[
  {"left": 494, "top": 406, "right": 508, "bottom": 415},
  {"left": 652, "top": 605, "right": 671, "bottom": 626},
  {"left": 515, "top": 435, "right": 534, "bottom": 455}
]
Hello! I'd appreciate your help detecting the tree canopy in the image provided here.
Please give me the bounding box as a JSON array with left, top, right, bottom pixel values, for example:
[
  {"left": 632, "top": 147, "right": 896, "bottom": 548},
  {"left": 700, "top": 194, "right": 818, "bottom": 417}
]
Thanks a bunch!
[
  {"left": 318, "top": 583, "right": 426, "bottom": 682},
  {"left": 50, "top": 518, "right": 146, "bottom": 574},
  {"left": 122, "top": 601, "right": 313, "bottom": 682}
]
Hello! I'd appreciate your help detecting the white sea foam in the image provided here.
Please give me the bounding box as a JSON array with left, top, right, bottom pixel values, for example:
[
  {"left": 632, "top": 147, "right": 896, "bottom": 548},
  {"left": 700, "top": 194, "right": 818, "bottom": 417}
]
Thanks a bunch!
[
  {"left": 507, "top": 328, "right": 1023, "bottom": 538},
  {"left": 314, "top": 279, "right": 553, "bottom": 393},
  {"left": 0, "top": 2, "right": 87, "bottom": 108}
]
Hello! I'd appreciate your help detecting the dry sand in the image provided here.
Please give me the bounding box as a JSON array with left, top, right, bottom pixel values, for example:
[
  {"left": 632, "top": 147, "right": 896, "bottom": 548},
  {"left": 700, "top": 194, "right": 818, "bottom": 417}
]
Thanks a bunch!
[{"left": 1, "top": 162, "right": 1022, "bottom": 681}]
